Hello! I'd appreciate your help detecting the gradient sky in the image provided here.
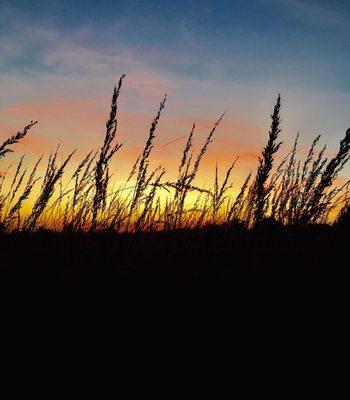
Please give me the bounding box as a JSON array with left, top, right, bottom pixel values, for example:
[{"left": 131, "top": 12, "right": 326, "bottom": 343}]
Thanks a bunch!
[{"left": 0, "top": 0, "right": 349, "bottom": 185}]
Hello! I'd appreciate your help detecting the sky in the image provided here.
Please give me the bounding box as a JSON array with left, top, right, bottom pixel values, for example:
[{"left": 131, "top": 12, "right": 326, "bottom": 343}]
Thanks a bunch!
[{"left": 0, "top": 0, "right": 349, "bottom": 185}]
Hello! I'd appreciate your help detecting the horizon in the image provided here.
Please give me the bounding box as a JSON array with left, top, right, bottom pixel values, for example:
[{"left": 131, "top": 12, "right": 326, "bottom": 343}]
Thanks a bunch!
[
  {"left": 0, "top": 0, "right": 349, "bottom": 227},
  {"left": 2, "top": 1, "right": 350, "bottom": 344}
]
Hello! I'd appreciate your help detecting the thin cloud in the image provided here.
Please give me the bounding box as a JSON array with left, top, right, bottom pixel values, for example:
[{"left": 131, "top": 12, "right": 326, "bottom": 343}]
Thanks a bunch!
[
  {"left": 160, "top": 135, "right": 188, "bottom": 149},
  {"left": 265, "top": 0, "right": 349, "bottom": 30}
]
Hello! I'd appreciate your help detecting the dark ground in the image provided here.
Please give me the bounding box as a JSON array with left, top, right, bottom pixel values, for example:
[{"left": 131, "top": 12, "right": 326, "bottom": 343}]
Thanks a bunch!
[
  {"left": 1, "top": 222, "right": 349, "bottom": 374},
  {"left": 1, "top": 224, "right": 346, "bottom": 400},
  {"left": 0, "top": 222, "right": 348, "bottom": 315}
]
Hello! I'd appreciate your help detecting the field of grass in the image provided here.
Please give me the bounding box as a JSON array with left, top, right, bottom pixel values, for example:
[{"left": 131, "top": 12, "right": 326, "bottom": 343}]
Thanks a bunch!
[
  {"left": 1, "top": 75, "right": 350, "bottom": 311},
  {"left": 1, "top": 222, "right": 348, "bottom": 316},
  {"left": 1, "top": 75, "right": 350, "bottom": 234}
]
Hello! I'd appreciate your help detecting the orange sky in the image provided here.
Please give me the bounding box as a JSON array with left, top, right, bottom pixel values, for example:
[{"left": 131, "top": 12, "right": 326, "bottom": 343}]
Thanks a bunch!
[
  {"left": 1, "top": 0, "right": 349, "bottom": 191},
  {"left": 0, "top": 89, "right": 266, "bottom": 191}
]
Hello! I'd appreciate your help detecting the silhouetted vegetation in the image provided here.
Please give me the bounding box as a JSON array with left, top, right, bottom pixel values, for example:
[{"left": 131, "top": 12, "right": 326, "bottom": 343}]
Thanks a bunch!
[
  {"left": 1, "top": 75, "right": 349, "bottom": 233},
  {"left": 1, "top": 76, "right": 350, "bottom": 311}
]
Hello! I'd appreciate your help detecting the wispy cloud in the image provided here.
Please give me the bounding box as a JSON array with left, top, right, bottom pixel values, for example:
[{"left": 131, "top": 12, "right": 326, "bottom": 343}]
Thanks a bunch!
[
  {"left": 266, "top": 0, "right": 350, "bottom": 30},
  {"left": 1, "top": 0, "right": 349, "bottom": 184}
]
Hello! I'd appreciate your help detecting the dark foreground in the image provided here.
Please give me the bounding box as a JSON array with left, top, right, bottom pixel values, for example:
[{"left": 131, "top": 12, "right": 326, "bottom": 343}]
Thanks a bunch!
[
  {"left": 1, "top": 223, "right": 348, "bottom": 315},
  {"left": 2, "top": 222, "right": 349, "bottom": 374}
]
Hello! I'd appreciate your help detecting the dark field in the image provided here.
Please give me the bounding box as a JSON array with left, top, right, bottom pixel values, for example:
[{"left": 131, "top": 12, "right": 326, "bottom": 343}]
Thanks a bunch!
[
  {"left": 1, "top": 81, "right": 349, "bottom": 326},
  {"left": 1, "top": 223, "right": 348, "bottom": 318}
]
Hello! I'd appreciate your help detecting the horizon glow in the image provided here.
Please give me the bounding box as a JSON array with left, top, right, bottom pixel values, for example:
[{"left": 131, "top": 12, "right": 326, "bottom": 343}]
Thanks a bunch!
[{"left": 1, "top": 0, "right": 349, "bottom": 193}]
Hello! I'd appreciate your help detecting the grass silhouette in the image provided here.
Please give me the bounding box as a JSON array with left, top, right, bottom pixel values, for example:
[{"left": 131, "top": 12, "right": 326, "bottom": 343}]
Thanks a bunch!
[
  {"left": 1, "top": 76, "right": 350, "bottom": 316},
  {"left": 1, "top": 75, "right": 349, "bottom": 233}
]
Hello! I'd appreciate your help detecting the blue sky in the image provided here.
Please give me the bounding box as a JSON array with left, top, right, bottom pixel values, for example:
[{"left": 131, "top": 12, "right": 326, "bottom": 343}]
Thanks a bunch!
[
  {"left": 1, "top": 0, "right": 349, "bottom": 89},
  {"left": 0, "top": 0, "right": 349, "bottom": 180}
]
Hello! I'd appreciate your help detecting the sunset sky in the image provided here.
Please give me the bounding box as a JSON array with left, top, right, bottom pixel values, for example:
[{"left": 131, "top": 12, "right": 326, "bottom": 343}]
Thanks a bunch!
[{"left": 0, "top": 0, "right": 349, "bottom": 185}]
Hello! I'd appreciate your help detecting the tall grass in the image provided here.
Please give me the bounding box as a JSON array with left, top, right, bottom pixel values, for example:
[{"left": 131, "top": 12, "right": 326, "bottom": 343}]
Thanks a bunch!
[
  {"left": 92, "top": 74, "right": 125, "bottom": 230},
  {"left": 1, "top": 77, "right": 350, "bottom": 233}
]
